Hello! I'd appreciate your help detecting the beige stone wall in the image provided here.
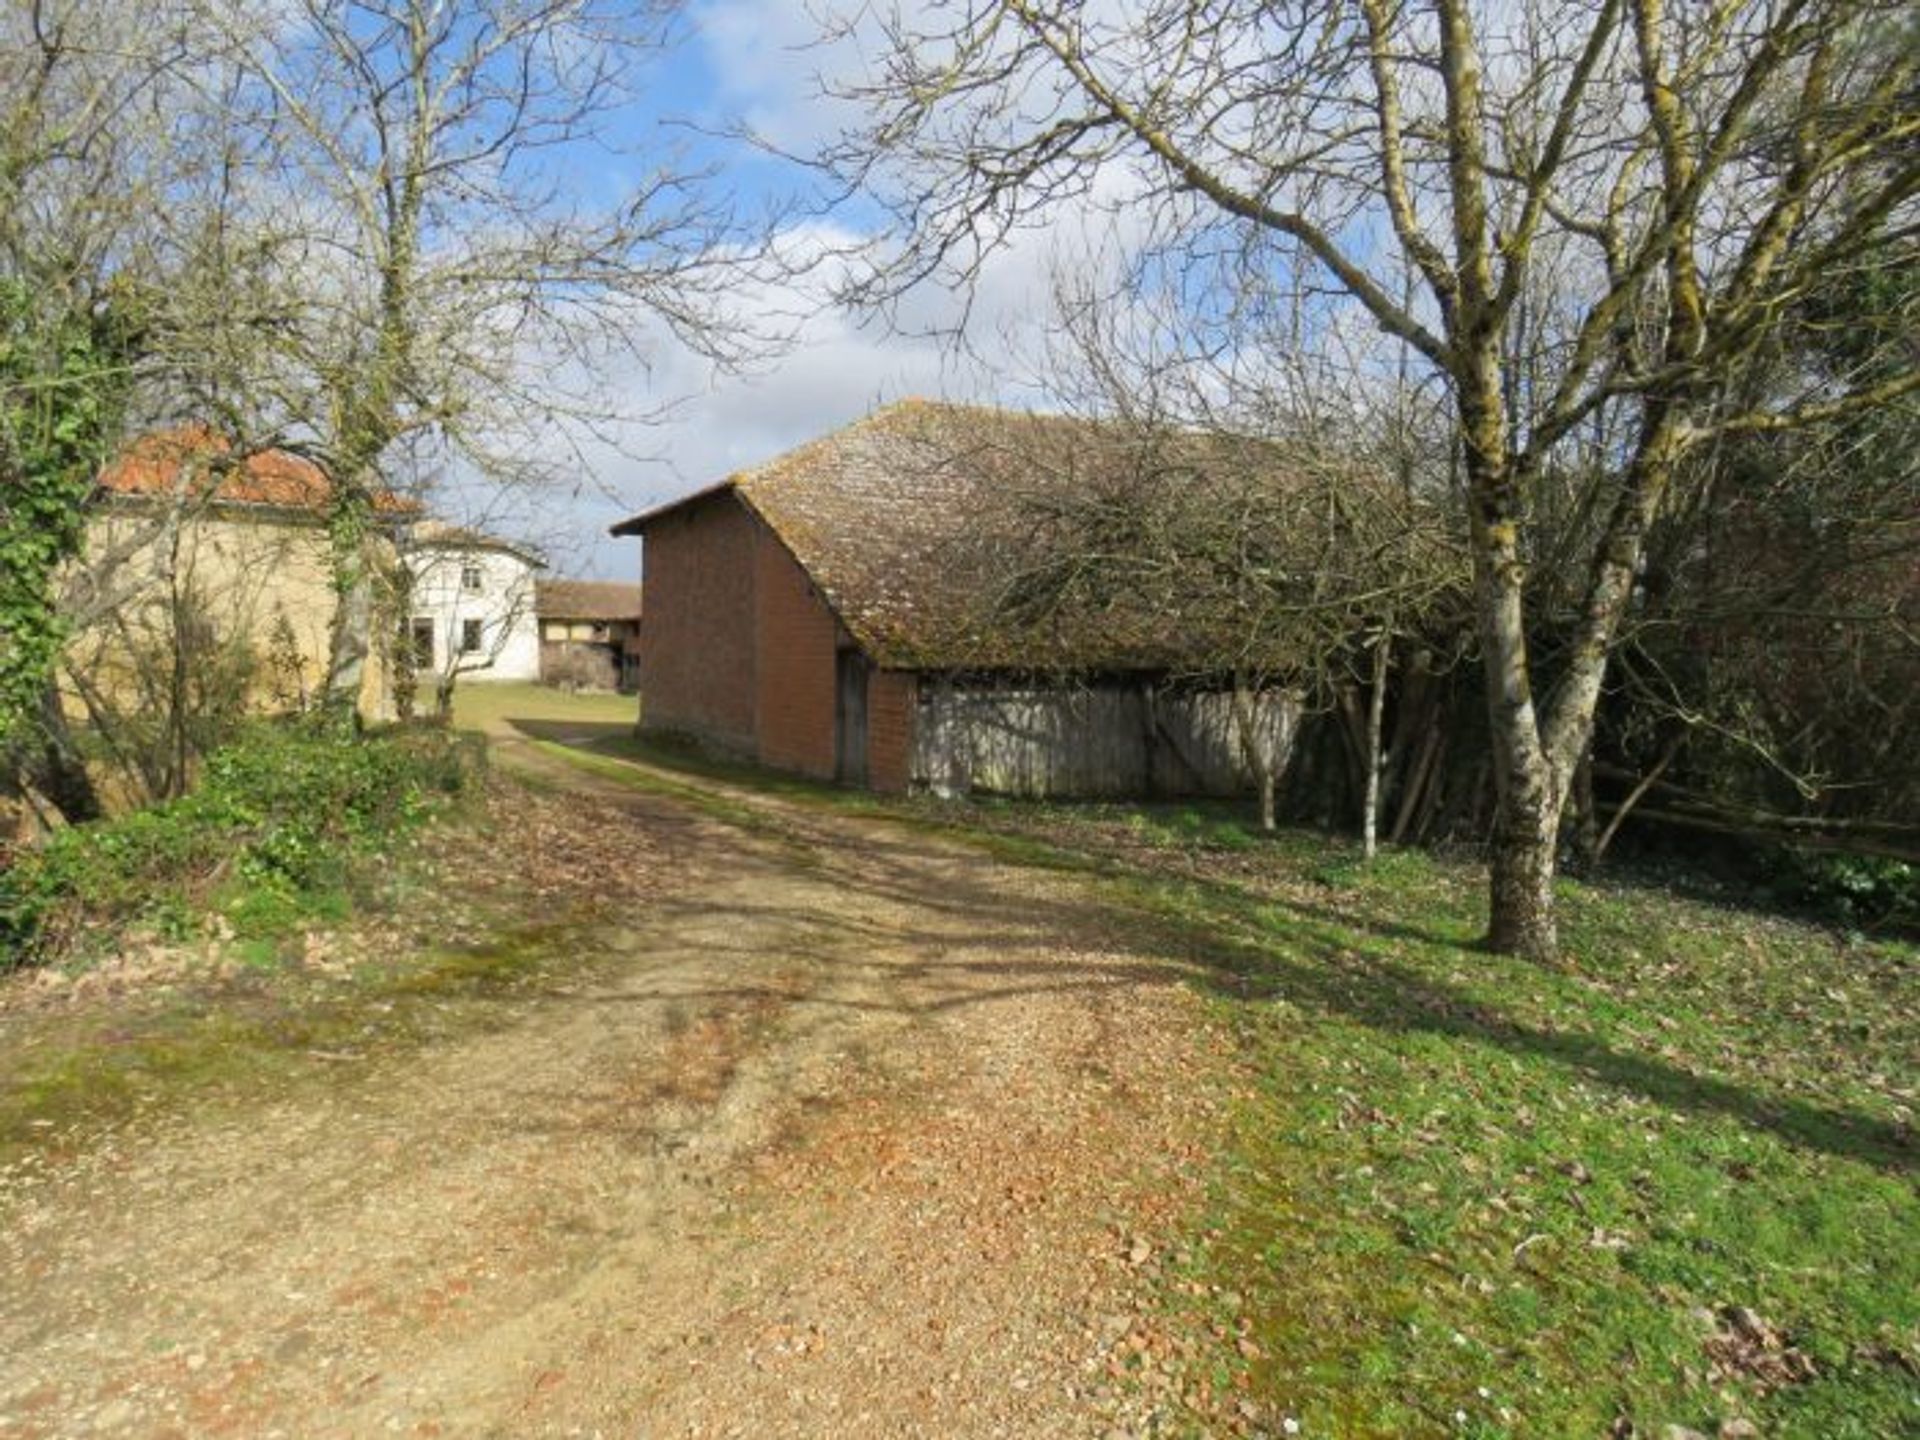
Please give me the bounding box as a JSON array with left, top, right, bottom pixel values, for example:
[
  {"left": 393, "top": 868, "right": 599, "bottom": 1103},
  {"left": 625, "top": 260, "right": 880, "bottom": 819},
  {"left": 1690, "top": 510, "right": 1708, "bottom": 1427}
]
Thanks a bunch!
[{"left": 65, "top": 504, "right": 395, "bottom": 722}]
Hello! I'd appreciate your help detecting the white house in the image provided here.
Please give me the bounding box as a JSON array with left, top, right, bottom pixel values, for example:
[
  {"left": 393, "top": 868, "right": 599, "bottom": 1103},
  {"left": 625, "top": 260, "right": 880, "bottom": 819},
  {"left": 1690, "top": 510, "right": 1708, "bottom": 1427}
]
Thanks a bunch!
[{"left": 402, "top": 522, "right": 544, "bottom": 684}]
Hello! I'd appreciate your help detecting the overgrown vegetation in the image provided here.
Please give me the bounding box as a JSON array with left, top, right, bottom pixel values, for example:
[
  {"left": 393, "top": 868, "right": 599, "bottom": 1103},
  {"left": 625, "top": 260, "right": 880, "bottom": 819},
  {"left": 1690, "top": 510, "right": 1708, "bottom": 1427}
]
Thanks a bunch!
[
  {"left": 1762, "top": 851, "right": 1917, "bottom": 934},
  {"left": 0, "top": 719, "right": 478, "bottom": 967},
  {"left": 0, "top": 276, "right": 140, "bottom": 825},
  {"left": 0, "top": 280, "right": 136, "bottom": 745},
  {"left": 824, "top": 0, "right": 1920, "bottom": 963}
]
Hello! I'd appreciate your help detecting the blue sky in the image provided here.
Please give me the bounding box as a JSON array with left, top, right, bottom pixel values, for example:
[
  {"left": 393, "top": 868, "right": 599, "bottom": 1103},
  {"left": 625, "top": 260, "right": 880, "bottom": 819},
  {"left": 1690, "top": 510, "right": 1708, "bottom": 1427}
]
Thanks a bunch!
[{"left": 461, "top": 1, "right": 1055, "bottom": 583}]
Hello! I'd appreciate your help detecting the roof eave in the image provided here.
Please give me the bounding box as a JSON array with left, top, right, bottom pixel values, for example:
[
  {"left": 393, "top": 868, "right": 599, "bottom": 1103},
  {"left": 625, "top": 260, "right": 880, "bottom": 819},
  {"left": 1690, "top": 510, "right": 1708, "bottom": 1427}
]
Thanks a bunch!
[
  {"left": 609, "top": 478, "right": 739, "bottom": 536},
  {"left": 407, "top": 535, "right": 547, "bottom": 568}
]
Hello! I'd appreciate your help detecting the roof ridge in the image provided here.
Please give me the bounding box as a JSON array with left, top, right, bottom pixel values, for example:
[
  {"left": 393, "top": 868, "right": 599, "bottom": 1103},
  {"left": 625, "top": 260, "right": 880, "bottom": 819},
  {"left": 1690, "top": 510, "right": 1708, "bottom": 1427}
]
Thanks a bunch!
[
  {"left": 731, "top": 397, "right": 1076, "bottom": 495},
  {"left": 608, "top": 398, "right": 1079, "bottom": 538},
  {"left": 729, "top": 398, "right": 916, "bottom": 494}
]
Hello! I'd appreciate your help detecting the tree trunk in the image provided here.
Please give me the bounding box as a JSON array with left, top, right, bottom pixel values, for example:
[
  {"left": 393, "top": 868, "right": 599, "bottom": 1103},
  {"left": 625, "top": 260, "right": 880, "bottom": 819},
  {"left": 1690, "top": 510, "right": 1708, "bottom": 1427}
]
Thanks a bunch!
[
  {"left": 325, "top": 565, "right": 374, "bottom": 718},
  {"left": 391, "top": 565, "right": 417, "bottom": 724},
  {"left": 1392, "top": 722, "right": 1442, "bottom": 845},
  {"left": 166, "top": 566, "right": 193, "bottom": 799},
  {"left": 26, "top": 685, "right": 101, "bottom": 825},
  {"left": 1487, "top": 784, "right": 1560, "bottom": 960},
  {"left": 1568, "top": 744, "right": 1599, "bottom": 873},
  {"left": 1502, "top": 409, "right": 1687, "bottom": 939},
  {"left": 1461, "top": 410, "right": 1562, "bottom": 958},
  {"left": 323, "top": 481, "right": 380, "bottom": 720},
  {"left": 1230, "top": 676, "right": 1278, "bottom": 832},
  {"left": 1362, "top": 634, "right": 1389, "bottom": 859}
]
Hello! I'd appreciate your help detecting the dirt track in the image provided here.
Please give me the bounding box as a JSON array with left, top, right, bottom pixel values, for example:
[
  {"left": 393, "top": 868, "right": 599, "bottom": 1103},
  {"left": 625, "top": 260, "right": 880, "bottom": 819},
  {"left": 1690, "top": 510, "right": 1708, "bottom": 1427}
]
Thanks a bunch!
[{"left": 0, "top": 729, "right": 1221, "bottom": 1437}]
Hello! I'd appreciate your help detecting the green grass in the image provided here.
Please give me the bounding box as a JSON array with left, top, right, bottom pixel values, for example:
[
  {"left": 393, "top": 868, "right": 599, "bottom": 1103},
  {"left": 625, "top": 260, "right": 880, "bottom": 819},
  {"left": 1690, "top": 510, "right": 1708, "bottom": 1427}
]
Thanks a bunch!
[
  {"left": 930, "top": 804, "right": 1919, "bottom": 1438},
  {"left": 445, "top": 680, "right": 638, "bottom": 734},
  {"left": 12, "top": 703, "right": 1904, "bottom": 1434},
  {"left": 532, "top": 735, "right": 1917, "bottom": 1436},
  {"left": 0, "top": 917, "right": 602, "bottom": 1165},
  {"left": 529, "top": 738, "right": 801, "bottom": 843}
]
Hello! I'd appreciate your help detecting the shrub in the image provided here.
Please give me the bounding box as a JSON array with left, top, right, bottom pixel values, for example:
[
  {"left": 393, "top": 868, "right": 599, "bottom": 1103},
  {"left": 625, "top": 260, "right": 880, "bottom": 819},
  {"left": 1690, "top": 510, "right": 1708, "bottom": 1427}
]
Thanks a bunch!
[
  {"left": 0, "top": 718, "right": 480, "bottom": 966},
  {"left": 1761, "top": 848, "right": 1918, "bottom": 934}
]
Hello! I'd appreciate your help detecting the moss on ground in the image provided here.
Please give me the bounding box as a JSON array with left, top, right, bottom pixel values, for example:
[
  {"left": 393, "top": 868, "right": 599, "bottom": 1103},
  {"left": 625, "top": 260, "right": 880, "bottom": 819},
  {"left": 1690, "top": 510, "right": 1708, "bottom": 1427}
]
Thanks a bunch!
[
  {"left": 9, "top": 703, "right": 1912, "bottom": 1435},
  {"left": 951, "top": 810, "right": 1918, "bottom": 1438},
  {"left": 0, "top": 917, "right": 606, "bottom": 1166}
]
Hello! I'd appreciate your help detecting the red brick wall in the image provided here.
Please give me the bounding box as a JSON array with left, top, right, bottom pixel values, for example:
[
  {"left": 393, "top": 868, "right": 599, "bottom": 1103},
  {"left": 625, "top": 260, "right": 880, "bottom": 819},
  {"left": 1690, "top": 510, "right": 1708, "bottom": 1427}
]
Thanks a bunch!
[
  {"left": 753, "top": 527, "right": 839, "bottom": 779},
  {"left": 868, "top": 669, "right": 917, "bottom": 793},
  {"left": 636, "top": 494, "right": 758, "bottom": 752},
  {"left": 638, "top": 491, "right": 918, "bottom": 790}
]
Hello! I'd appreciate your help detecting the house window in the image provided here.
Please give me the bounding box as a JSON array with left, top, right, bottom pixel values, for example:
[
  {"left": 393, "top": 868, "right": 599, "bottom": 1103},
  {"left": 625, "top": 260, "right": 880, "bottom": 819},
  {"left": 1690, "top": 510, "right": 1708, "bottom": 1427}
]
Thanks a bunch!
[
  {"left": 408, "top": 617, "right": 435, "bottom": 667},
  {"left": 460, "top": 564, "right": 483, "bottom": 593},
  {"left": 461, "top": 618, "right": 484, "bottom": 654},
  {"left": 591, "top": 622, "right": 609, "bottom": 641}
]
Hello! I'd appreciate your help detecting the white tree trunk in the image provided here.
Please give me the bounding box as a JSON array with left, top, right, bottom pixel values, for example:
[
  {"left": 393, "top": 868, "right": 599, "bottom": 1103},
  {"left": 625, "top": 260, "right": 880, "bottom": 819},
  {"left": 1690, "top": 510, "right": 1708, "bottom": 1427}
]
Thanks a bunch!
[{"left": 1363, "top": 635, "right": 1389, "bottom": 860}]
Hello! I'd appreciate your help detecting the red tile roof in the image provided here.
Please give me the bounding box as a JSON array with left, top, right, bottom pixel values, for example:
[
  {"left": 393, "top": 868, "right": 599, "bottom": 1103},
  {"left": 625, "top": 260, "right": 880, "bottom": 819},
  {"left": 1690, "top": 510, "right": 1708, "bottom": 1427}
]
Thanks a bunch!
[{"left": 97, "top": 426, "right": 418, "bottom": 514}]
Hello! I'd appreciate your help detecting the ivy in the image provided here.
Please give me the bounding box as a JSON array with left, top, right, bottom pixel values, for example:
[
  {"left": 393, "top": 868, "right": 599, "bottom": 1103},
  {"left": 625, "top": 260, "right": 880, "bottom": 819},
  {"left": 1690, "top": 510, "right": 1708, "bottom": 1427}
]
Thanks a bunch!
[{"left": 0, "top": 278, "right": 137, "bottom": 748}]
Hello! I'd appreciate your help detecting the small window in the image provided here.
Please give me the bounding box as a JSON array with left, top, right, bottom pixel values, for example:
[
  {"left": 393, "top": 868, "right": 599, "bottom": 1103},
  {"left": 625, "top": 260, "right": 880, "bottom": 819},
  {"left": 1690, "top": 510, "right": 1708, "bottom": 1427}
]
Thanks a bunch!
[
  {"left": 461, "top": 618, "right": 483, "bottom": 654},
  {"left": 460, "top": 565, "right": 483, "bottom": 593},
  {"left": 409, "top": 617, "right": 434, "bottom": 667},
  {"left": 591, "top": 621, "right": 610, "bottom": 641}
]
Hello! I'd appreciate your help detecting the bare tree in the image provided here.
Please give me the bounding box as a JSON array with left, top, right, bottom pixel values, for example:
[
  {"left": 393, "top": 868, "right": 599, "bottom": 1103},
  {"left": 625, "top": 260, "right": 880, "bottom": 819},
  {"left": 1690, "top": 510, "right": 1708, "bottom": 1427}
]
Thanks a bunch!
[
  {"left": 202, "top": 0, "right": 772, "bottom": 715},
  {"left": 820, "top": 0, "right": 1920, "bottom": 957},
  {"left": 1588, "top": 242, "right": 1920, "bottom": 862},
  {"left": 0, "top": 0, "right": 215, "bottom": 822},
  {"left": 974, "top": 261, "right": 1470, "bottom": 837},
  {"left": 997, "top": 427, "right": 1467, "bottom": 831}
]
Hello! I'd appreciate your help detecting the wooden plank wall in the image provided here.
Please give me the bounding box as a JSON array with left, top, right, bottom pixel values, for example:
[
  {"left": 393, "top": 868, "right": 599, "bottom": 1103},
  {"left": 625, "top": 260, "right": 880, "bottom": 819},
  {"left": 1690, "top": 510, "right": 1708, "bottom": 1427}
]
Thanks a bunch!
[{"left": 911, "top": 679, "right": 1299, "bottom": 799}]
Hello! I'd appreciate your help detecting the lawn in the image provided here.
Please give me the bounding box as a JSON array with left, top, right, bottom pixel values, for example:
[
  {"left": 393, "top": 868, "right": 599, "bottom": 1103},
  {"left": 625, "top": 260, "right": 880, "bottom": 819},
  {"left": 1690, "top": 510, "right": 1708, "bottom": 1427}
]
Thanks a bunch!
[
  {"left": 444, "top": 680, "right": 639, "bottom": 735},
  {"left": 549, "top": 728, "right": 1918, "bottom": 1438},
  {"left": 927, "top": 801, "right": 1918, "bottom": 1438},
  {"left": 14, "top": 685, "right": 1905, "bottom": 1435}
]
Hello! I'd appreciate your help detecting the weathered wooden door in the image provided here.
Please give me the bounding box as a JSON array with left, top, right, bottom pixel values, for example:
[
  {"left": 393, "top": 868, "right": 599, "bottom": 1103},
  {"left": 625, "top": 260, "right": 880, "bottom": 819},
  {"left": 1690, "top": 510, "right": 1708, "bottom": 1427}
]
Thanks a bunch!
[{"left": 835, "top": 648, "right": 870, "bottom": 786}]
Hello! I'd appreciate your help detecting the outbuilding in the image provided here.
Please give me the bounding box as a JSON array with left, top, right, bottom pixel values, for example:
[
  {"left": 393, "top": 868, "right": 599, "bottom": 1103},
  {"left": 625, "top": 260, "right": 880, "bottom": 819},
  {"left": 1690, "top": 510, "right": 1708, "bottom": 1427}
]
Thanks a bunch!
[
  {"left": 536, "top": 579, "right": 643, "bottom": 692},
  {"left": 611, "top": 400, "right": 1297, "bottom": 796}
]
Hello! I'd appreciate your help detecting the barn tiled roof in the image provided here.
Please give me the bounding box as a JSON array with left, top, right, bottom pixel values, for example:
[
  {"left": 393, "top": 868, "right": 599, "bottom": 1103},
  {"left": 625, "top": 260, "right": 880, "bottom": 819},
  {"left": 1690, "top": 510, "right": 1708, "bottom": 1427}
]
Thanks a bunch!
[
  {"left": 613, "top": 399, "right": 1298, "bottom": 671},
  {"left": 537, "top": 578, "right": 642, "bottom": 622},
  {"left": 97, "top": 426, "right": 419, "bottom": 514}
]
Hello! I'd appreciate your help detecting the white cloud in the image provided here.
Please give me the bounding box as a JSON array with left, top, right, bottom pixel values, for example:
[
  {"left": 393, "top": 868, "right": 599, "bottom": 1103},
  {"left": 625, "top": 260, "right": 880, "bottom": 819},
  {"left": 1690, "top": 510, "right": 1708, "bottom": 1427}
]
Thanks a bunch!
[{"left": 495, "top": 1, "right": 1156, "bottom": 581}]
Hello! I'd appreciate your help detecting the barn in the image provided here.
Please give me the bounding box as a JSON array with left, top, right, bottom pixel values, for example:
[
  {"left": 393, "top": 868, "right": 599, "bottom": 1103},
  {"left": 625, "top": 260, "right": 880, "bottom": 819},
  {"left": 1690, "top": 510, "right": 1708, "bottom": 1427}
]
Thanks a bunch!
[{"left": 610, "top": 400, "right": 1297, "bottom": 796}]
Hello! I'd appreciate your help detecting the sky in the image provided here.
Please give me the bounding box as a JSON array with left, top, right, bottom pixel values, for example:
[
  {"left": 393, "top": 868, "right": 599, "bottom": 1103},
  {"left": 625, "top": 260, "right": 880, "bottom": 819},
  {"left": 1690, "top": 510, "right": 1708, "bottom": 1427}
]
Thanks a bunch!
[{"left": 497, "top": 0, "right": 1067, "bottom": 583}]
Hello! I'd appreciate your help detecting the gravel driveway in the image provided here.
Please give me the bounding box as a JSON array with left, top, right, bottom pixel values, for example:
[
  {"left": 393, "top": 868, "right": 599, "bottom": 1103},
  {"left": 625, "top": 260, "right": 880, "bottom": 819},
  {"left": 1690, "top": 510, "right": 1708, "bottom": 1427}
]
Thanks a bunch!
[{"left": 0, "top": 728, "right": 1222, "bottom": 1437}]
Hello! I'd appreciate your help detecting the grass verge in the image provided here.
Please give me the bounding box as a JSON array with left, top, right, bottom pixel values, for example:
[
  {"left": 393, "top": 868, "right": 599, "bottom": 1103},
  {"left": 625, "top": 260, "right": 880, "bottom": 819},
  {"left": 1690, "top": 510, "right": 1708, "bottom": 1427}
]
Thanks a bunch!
[
  {"left": 942, "top": 805, "right": 1918, "bottom": 1438},
  {"left": 0, "top": 917, "right": 601, "bottom": 1167},
  {"left": 559, "top": 738, "right": 1917, "bottom": 1438},
  {"left": 1, "top": 719, "right": 481, "bottom": 968}
]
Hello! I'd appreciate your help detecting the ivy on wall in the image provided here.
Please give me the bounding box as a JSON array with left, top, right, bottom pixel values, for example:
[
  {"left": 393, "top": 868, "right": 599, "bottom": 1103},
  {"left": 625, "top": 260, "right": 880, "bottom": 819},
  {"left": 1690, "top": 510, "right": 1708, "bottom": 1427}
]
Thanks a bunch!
[{"left": 0, "top": 279, "right": 135, "bottom": 749}]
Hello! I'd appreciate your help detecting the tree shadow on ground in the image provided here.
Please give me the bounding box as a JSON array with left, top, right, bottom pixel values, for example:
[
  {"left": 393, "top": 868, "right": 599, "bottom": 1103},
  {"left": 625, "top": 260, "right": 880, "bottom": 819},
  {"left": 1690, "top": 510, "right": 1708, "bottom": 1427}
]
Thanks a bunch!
[
  {"left": 505, "top": 717, "right": 635, "bottom": 746},
  {"left": 1142, "top": 887, "right": 1917, "bottom": 1178},
  {"left": 561, "top": 850, "right": 1917, "bottom": 1180},
  {"left": 518, "top": 732, "right": 1918, "bottom": 1179}
]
